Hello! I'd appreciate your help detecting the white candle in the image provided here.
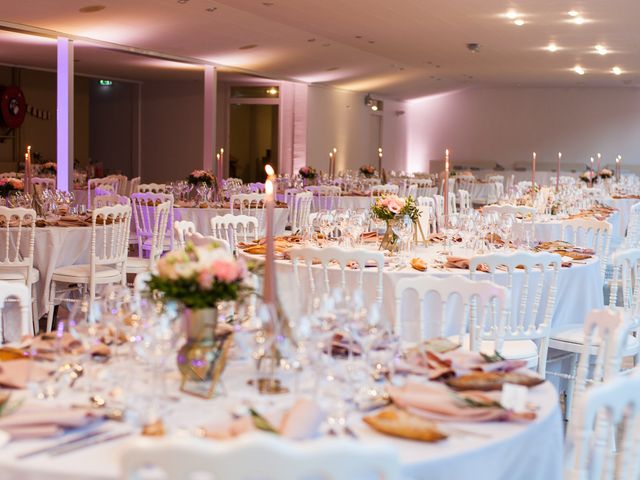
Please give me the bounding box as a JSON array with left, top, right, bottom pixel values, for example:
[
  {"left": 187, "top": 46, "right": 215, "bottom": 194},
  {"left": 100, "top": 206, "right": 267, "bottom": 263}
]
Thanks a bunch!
[
  {"left": 332, "top": 147, "right": 337, "bottom": 177},
  {"left": 590, "top": 157, "right": 595, "bottom": 187},
  {"left": 218, "top": 148, "right": 224, "bottom": 179},
  {"left": 378, "top": 147, "right": 383, "bottom": 170},
  {"left": 597, "top": 152, "right": 601, "bottom": 174},
  {"left": 24, "top": 145, "right": 31, "bottom": 194},
  {"left": 444, "top": 149, "right": 450, "bottom": 223},
  {"left": 616, "top": 155, "right": 621, "bottom": 180},
  {"left": 263, "top": 165, "right": 276, "bottom": 305},
  {"left": 329, "top": 152, "right": 334, "bottom": 177},
  {"left": 532, "top": 151, "right": 536, "bottom": 187},
  {"left": 556, "top": 152, "right": 561, "bottom": 192}
]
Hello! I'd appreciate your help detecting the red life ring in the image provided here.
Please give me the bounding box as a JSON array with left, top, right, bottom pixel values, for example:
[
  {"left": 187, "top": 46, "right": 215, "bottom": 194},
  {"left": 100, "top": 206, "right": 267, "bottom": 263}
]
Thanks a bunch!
[{"left": 0, "top": 86, "right": 27, "bottom": 129}]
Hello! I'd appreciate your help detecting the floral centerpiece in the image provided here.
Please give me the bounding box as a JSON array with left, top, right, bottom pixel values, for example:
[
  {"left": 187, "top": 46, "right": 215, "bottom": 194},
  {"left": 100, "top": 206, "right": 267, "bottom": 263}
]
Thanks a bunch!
[
  {"left": 187, "top": 169, "right": 216, "bottom": 187},
  {"left": 39, "top": 162, "right": 57, "bottom": 176},
  {"left": 147, "top": 241, "right": 249, "bottom": 397},
  {"left": 579, "top": 170, "right": 597, "bottom": 184},
  {"left": 298, "top": 166, "right": 317, "bottom": 179},
  {"left": 370, "top": 195, "right": 419, "bottom": 251},
  {"left": 359, "top": 165, "right": 376, "bottom": 178},
  {"left": 0, "top": 178, "right": 24, "bottom": 197},
  {"left": 599, "top": 168, "right": 613, "bottom": 180}
]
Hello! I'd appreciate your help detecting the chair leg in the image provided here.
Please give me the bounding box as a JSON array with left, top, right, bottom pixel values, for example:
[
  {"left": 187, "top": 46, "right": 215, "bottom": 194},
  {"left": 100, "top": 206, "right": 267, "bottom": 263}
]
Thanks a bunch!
[
  {"left": 564, "top": 353, "right": 579, "bottom": 422},
  {"left": 46, "top": 281, "right": 57, "bottom": 333},
  {"left": 30, "top": 283, "right": 38, "bottom": 335}
]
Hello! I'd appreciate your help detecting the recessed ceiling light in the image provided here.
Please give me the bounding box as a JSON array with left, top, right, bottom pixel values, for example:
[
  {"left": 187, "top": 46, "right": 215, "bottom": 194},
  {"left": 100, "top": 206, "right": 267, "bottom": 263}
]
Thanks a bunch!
[
  {"left": 176, "top": 0, "right": 189, "bottom": 3},
  {"left": 513, "top": 18, "right": 525, "bottom": 26},
  {"left": 612, "top": 66, "right": 623, "bottom": 75},
  {"left": 326, "top": 67, "right": 339, "bottom": 71},
  {"left": 78, "top": 4, "right": 105, "bottom": 13},
  {"left": 546, "top": 43, "right": 558, "bottom": 52},
  {"left": 595, "top": 44, "right": 608, "bottom": 55},
  {"left": 505, "top": 10, "right": 518, "bottom": 19},
  {"left": 573, "top": 65, "right": 585, "bottom": 75},
  {"left": 568, "top": 10, "right": 579, "bottom": 17},
  {"left": 238, "top": 44, "right": 258, "bottom": 50},
  {"left": 262, "top": 2, "right": 274, "bottom": 5},
  {"left": 573, "top": 16, "right": 585, "bottom": 25}
]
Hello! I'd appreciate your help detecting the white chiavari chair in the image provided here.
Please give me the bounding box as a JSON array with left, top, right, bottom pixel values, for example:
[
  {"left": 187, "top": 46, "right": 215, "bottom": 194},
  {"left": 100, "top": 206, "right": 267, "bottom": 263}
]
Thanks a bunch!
[
  {"left": 483, "top": 204, "right": 535, "bottom": 217},
  {"left": 173, "top": 220, "right": 197, "bottom": 249},
  {"left": 622, "top": 202, "right": 640, "bottom": 248},
  {"left": 46, "top": 204, "right": 131, "bottom": 331},
  {"left": 486, "top": 175, "right": 504, "bottom": 184},
  {"left": 549, "top": 308, "right": 636, "bottom": 424},
  {"left": 87, "top": 176, "right": 120, "bottom": 208},
  {"left": 185, "top": 232, "right": 231, "bottom": 254},
  {"left": 121, "top": 432, "right": 401, "bottom": 480},
  {"left": 130, "top": 192, "right": 175, "bottom": 256},
  {"left": 230, "top": 193, "right": 266, "bottom": 233},
  {"left": 405, "top": 184, "right": 418, "bottom": 199},
  {"left": 30, "top": 177, "right": 55, "bottom": 191},
  {"left": 565, "top": 374, "right": 640, "bottom": 480},
  {"left": 136, "top": 183, "right": 169, "bottom": 194},
  {"left": 109, "top": 175, "right": 128, "bottom": 196},
  {"left": 0, "top": 207, "right": 38, "bottom": 333},
  {"left": 0, "top": 172, "right": 18, "bottom": 179},
  {"left": 127, "top": 177, "right": 140, "bottom": 196},
  {"left": 290, "top": 191, "right": 313, "bottom": 233},
  {"left": 607, "top": 248, "right": 640, "bottom": 316},
  {"left": 469, "top": 251, "right": 562, "bottom": 375},
  {"left": 458, "top": 189, "right": 471, "bottom": 212},
  {"left": 289, "top": 246, "right": 385, "bottom": 305},
  {"left": 0, "top": 281, "right": 31, "bottom": 340},
  {"left": 562, "top": 218, "right": 612, "bottom": 281},
  {"left": 409, "top": 179, "right": 433, "bottom": 198},
  {"left": 447, "top": 191, "right": 457, "bottom": 214},
  {"left": 211, "top": 214, "right": 258, "bottom": 253},
  {"left": 439, "top": 177, "right": 456, "bottom": 196},
  {"left": 93, "top": 194, "right": 130, "bottom": 209},
  {"left": 126, "top": 200, "right": 171, "bottom": 275},
  {"left": 370, "top": 184, "right": 399, "bottom": 198},
  {"left": 305, "top": 186, "right": 341, "bottom": 212},
  {"left": 432, "top": 194, "right": 446, "bottom": 231},
  {"left": 487, "top": 182, "right": 504, "bottom": 204},
  {"left": 248, "top": 182, "right": 266, "bottom": 193},
  {"left": 393, "top": 275, "right": 509, "bottom": 347}
]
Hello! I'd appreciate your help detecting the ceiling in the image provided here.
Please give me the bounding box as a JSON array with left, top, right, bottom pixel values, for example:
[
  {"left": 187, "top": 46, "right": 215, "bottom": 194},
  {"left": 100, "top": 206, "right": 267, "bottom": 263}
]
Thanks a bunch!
[{"left": 0, "top": 0, "right": 639, "bottom": 99}]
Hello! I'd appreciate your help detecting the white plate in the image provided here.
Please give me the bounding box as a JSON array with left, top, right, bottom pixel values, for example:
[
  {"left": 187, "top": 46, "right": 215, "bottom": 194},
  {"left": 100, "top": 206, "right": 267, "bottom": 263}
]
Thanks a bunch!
[{"left": 0, "top": 430, "right": 9, "bottom": 448}]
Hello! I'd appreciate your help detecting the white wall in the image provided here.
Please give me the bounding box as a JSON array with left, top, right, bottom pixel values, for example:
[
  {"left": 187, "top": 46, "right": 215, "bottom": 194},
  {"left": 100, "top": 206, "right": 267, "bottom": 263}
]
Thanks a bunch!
[
  {"left": 306, "top": 85, "right": 407, "bottom": 174},
  {"left": 407, "top": 87, "right": 640, "bottom": 174}
]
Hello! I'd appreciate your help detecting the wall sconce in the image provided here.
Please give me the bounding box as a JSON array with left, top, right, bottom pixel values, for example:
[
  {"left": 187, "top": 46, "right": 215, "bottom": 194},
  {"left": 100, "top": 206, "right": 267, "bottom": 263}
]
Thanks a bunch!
[{"left": 364, "top": 94, "right": 383, "bottom": 112}]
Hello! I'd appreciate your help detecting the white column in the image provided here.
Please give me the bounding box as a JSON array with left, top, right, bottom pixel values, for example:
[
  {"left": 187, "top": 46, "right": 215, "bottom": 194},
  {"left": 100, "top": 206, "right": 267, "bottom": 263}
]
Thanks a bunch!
[
  {"left": 203, "top": 65, "right": 217, "bottom": 172},
  {"left": 56, "top": 37, "right": 74, "bottom": 192}
]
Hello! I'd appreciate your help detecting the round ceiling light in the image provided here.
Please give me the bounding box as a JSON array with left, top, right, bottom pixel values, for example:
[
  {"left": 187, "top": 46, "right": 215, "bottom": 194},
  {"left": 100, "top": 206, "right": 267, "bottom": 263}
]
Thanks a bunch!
[
  {"left": 573, "top": 65, "right": 585, "bottom": 75},
  {"left": 612, "top": 66, "right": 623, "bottom": 75},
  {"left": 513, "top": 18, "right": 525, "bottom": 26},
  {"left": 78, "top": 5, "right": 106, "bottom": 13},
  {"left": 238, "top": 44, "right": 258, "bottom": 50}
]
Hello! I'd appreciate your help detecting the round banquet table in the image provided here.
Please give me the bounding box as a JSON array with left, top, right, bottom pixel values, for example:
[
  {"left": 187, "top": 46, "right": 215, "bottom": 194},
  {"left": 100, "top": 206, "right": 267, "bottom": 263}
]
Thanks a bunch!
[
  {"left": 338, "top": 195, "right": 372, "bottom": 210},
  {"left": 512, "top": 211, "right": 621, "bottom": 245},
  {"left": 0, "top": 361, "right": 563, "bottom": 480},
  {"left": 174, "top": 207, "right": 289, "bottom": 236},
  {"left": 242, "top": 243, "right": 603, "bottom": 337},
  {"left": 466, "top": 182, "right": 498, "bottom": 204}
]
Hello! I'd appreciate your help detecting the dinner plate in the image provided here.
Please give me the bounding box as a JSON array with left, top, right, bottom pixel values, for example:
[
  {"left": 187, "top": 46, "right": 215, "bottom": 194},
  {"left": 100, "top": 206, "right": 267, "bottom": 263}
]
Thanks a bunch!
[{"left": 0, "top": 430, "right": 10, "bottom": 448}]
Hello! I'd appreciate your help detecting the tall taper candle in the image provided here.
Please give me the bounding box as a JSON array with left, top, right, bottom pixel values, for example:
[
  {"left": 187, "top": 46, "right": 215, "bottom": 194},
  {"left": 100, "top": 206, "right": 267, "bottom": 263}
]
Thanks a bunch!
[
  {"left": 616, "top": 155, "right": 621, "bottom": 181},
  {"left": 329, "top": 152, "right": 334, "bottom": 178},
  {"left": 556, "top": 152, "right": 561, "bottom": 193},
  {"left": 378, "top": 147, "right": 383, "bottom": 171},
  {"left": 219, "top": 148, "right": 224, "bottom": 179},
  {"left": 531, "top": 151, "right": 536, "bottom": 188},
  {"left": 332, "top": 147, "right": 337, "bottom": 177},
  {"left": 263, "top": 164, "right": 277, "bottom": 305},
  {"left": 24, "top": 145, "right": 31, "bottom": 194},
  {"left": 444, "top": 149, "right": 450, "bottom": 226},
  {"left": 590, "top": 157, "right": 594, "bottom": 188},
  {"left": 597, "top": 152, "right": 601, "bottom": 175}
]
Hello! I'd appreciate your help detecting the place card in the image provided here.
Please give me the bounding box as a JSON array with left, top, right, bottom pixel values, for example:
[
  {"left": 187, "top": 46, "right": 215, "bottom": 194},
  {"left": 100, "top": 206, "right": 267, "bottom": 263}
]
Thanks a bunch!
[{"left": 501, "top": 383, "right": 528, "bottom": 412}]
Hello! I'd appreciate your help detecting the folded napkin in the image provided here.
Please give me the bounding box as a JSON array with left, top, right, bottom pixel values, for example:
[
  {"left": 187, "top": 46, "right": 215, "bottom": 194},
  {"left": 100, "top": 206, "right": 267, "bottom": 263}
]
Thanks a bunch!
[
  {"left": 201, "top": 399, "right": 324, "bottom": 441},
  {"left": 444, "top": 256, "right": 489, "bottom": 273},
  {"left": 0, "top": 405, "right": 100, "bottom": 439},
  {"left": 388, "top": 382, "right": 535, "bottom": 423},
  {"left": 0, "top": 359, "right": 50, "bottom": 389},
  {"left": 360, "top": 231, "right": 378, "bottom": 243}
]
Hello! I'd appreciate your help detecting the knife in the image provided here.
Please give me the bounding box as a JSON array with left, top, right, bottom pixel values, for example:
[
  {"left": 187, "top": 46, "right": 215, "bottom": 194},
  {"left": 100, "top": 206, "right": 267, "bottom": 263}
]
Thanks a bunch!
[
  {"left": 17, "top": 427, "right": 106, "bottom": 459},
  {"left": 51, "top": 431, "right": 132, "bottom": 456}
]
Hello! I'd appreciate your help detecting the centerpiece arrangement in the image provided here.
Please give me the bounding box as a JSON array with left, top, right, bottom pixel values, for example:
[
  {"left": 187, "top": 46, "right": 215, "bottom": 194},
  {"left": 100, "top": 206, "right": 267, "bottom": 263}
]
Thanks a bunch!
[
  {"left": 0, "top": 178, "right": 24, "bottom": 198},
  {"left": 359, "top": 165, "right": 376, "bottom": 178},
  {"left": 187, "top": 169, "right": 217, "bottom": 187},
  {"left": 370, "top": 194, "right": 419, "bottom": 251},
  {"left": 39, "top": 162, "right": 57, "bottom": 176},
  {"left": 298, "top": 166, "right": 318, "bottom": 186},
  {"left": 579, "top": 170, "right": 597, "bottom": 184},
  {"left": 599, "top": 168, "right": 613, "bottom": 180},
  {"left": 148, "top": 240, "right": 250, "bottom": 398}
]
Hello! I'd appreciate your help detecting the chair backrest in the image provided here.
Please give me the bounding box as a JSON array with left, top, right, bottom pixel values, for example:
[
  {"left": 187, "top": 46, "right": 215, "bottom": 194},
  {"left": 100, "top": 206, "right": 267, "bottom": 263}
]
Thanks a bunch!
[
  {"left": 0, "top": 172, "right": 18, "bottom": 179},
  {"left": 488, "top": 182, "right": 504, "bottom": 204},
  {"left": 447, "top": 191, "right": 457, "bottom": 214},
  {"left": 88, "top": 176, "right": 120, "bottom": 208},
  {"left": 130, "top": 192, "right": 175, "bottom": 252},
  {"left": 30, "top": 177, "right": 55, "bottom": 190},
  {"left": 128, "top": 177, "right": 140, "bottom": 196},
  {"left": 0, "top": 207, "right": 36, "bottom": 286},
  {"left": 469, "top": 251, "right": 562, "bottom": 375},
  {"left": 93, "top": 194, "right": 130, "bottom": 209},
  {"left": 304, "top": 186, "right": 341, "bottom": 212},
  {"left": 185, "top": 232, "right": 232, "bottom": 254},
  {"left": 174, "top": 220, "right": 197, "bottom": 249},
  {"left": 0, "top": 281, "right": 31, "bottom": 338},
  {"left": 136, "top": 183, "right": 169, "bottom": 194},
  {"left": 409, "top": 179, "right": 433, "bottom": 198},
  {"left": 370, "top": 184, "right": 399, "bottom": 197},
  {"left": 394, "top": 274, "right": 509, "bottom": 344},
  {"left": 570, "top": 308, "right": 631, "bottom": 424},
  {"left": 623, "top": 202, "right": 640, "bottom": 249},
  {"left": 112, "top": 175, "right": 128, "bottom": 196},
  {"left": 90, "top": 204, "right": 131, "bottom": 280},
  {"left": 146, "top": 200, "right": 171, "bottom": 264},
  {"left": 211, "top": 214, "right": 258, "bottom": 252},
  {"left": 487, "top": 175, "right": 504, "bottom": 184},
  {"left": 289, "top": 246, "right": 385, "bottom": 305},
  {"left": 565, "top": 374, "right": 640, "bottom": 480},
  {"left": 483, "top": 204, "right": 535, "bottom": 217},
  {"left": 562, "top": 218, "right": 612, "bottom": 280},
  {"left": 458, "top": 189, "right": 471, "bottom": 212},
  {"left": 120, "top": 433, "right": 401, "bottom": 480},
  {"left": 248, "top": 182, "right": 266, "bottom": 193},
  {"left": 230, "top": 193, "right": 266, "bottom": 232},
  {"left": 608, "top": 248, "right": 640, "bottom": 313},
  {"left": 290, "top": 191, "right": 313, "bottom": 233}
]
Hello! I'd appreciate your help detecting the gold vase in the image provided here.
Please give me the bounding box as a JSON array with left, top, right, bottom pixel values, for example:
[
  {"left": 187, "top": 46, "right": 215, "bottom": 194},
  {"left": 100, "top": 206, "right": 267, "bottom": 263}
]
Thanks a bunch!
[
  {"left": 177, "top": 307, "right": 232, "bottom": 398},
  {"left": 379, "top": 220, "right": 399, "bottom": 252}
]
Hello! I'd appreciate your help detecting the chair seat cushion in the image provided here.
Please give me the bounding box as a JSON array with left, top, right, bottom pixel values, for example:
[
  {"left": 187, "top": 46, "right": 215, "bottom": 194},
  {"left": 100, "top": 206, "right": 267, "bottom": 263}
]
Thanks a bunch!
[
  {"left": 126, "top": 257, "right": 151, "bottom": 274},
  {"left": 451, "top": 335, "right": 539, "bottom": 362},
  {"left": 52, "top": 264, "right": 122, "bottom": 283},
  {"left": 550, "top": 325, "right": 639, "bottom": 352},
  {"left": 0, "top": 268, "right": 40, "bottom": 284}
]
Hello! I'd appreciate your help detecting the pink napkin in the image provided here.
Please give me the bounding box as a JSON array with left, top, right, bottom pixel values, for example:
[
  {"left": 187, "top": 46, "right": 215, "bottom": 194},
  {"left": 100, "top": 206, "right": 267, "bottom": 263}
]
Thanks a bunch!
[
  {"left": 0, "top": 359, "right": 49, "bottom": 389},
  {"left": 0, "top": 405, "right": 99, "bottom": 439},
  {"left": 388, "top": 382, "right": 535, "bottom": 423}
]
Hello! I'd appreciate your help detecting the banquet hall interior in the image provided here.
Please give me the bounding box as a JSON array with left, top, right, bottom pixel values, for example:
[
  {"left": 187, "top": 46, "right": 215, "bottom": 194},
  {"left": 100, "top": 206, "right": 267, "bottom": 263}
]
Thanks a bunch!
[{"left": 1, "top": 1, "right": 640, "bottom": 479}]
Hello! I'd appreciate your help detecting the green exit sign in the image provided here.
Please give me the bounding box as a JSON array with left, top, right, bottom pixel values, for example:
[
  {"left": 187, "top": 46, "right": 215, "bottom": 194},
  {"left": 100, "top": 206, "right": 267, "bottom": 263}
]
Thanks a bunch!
[{"left": 99, "top": 80, "right": 113, "bottom": 86}]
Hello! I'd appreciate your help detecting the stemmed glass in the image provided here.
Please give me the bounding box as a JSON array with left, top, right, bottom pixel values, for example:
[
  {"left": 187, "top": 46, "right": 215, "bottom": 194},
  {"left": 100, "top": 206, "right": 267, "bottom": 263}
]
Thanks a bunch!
[{"left": 393, "top": 214, "right": 414, "bottom": 265}]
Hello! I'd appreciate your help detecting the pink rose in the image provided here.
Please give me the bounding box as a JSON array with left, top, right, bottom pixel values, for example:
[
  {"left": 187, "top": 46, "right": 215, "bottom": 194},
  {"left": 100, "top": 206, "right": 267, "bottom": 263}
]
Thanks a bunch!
[{"left": 211, "top": 259, "right": 242, "bottom": 283}]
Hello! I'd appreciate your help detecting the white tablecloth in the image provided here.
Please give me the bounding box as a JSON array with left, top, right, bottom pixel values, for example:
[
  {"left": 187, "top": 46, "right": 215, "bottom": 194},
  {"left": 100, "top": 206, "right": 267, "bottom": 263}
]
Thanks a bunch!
[
  {"left": 338, "top": 195, "right": 372, "bottom": 211},
  {"left": 0, "top": 360, "right": 562, "bottom": 480},
  {"left": 603, "top": 197, "right": 639, "bottom": 239},
  {"left": 244, "top": 244, "right": 603, "bottom": 336},
  {"left": 174, "top": 207, "right": 289, "bottom": 236}
]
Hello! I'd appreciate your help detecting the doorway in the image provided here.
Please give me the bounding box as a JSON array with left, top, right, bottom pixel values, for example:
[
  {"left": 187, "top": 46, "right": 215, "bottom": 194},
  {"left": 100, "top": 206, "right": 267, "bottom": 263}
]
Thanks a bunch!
[{"left": 229, "top": 103, "right": 278, "bottom": 182}]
